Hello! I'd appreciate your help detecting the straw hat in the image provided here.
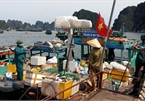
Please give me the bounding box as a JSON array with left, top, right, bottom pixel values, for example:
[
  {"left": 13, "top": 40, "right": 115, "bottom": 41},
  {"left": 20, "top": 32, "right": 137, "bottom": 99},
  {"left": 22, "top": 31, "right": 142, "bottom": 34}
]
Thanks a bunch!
[{"left": 87, "top": 38, "right": 101, "bottom": 48}]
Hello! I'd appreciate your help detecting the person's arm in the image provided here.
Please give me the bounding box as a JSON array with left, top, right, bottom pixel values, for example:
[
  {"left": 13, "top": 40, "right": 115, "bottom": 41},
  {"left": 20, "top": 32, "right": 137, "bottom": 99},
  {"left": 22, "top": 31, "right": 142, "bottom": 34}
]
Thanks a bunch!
[
  {"left": 9, "top": 48, "right": 14, "bottom": 52},
  {"left": 88, "top": 52, "right": 93, "bottom": 67},
  {"left": 137, "top": 53, "right": 145, "bottom": 64},
  {"left": 15, "top": 48, "right": 27, "bottom": 55}
]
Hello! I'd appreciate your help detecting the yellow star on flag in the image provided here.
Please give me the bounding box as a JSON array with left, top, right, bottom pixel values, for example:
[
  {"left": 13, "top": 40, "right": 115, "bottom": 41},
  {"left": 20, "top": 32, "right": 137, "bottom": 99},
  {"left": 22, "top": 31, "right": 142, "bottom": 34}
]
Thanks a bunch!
[{"left": 98, "top": 23, "right": 103, "bottom": 30}]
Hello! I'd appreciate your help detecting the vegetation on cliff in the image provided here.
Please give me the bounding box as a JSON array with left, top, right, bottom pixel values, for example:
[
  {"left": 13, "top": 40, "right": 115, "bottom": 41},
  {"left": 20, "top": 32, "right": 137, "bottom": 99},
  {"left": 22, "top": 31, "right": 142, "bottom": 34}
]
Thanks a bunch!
[
  {"left": 1, "top": 1, "right": 145, "bottom": 32},
  {"left": 0, "top": 20, "right": 54, "bottom": 31},
  {"left": 112, "top": 6, "right": 136, "bottom": 31},
  {"left": 133, "top": 2, "right": 145, "bottom": 32}
]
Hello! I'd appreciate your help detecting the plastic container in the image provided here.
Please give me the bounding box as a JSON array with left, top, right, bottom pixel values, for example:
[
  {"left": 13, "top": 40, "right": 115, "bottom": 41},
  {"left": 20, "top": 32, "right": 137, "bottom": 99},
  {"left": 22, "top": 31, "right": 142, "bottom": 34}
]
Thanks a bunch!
[
  {"left": 7, "top": 64, "right": 17, "bottom": 73},
  {"left": 71, "top": 80, "right": 80, "bottom": 95},
  {"left": 111, "top": 68, "right": 130, "bottom": 82},
  {"left": 31, "top": 56, "right": 46, "bottom": 65},
  {"left": 58, "top": 80, "right": 73, "bottom": 99}
]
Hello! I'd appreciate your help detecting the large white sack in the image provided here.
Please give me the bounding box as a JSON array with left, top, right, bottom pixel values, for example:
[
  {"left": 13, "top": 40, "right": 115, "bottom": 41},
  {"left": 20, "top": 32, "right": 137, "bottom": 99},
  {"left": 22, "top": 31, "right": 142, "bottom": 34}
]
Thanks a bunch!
[
  {"left": 71, "top": 19, "right": 92, "bottom": 29},
  {"left": 55, "top": 16, "right": 92, "bottom": 29},
  {"left": 41, "top": 79, "right": 60, "bottom": 97},
  {"left": 122, "top": 61, "right": 131, "bottom": 67},
  {"left": 55, "top": 16, "right": 71, "bottom": 29},
  {"left": 65, "top": 16, "right": 78, "bottom": 23},
  {"left": 110, "top": 62, "right": 129, "bottom": 71},
  {"left": 47, "top": 56, "right": 57, "bottom": 63},
  {"left": 104, "top": 62, "right": 113, "bottom": 70}
]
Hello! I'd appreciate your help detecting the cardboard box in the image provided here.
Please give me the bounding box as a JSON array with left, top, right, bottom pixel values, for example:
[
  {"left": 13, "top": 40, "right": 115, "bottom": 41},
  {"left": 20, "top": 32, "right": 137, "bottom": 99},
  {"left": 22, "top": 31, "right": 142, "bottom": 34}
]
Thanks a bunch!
[
  {"left": 31, "top": 56, "right": 46, "bottom": 65},
  {"left": 24, "top": 70, "right": 49, "bottom": 87}
]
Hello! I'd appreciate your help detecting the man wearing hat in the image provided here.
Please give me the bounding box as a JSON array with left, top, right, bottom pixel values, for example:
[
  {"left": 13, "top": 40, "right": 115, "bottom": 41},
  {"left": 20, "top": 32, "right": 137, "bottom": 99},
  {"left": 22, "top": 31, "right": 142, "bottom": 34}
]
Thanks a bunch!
[
  {"left": 130, "top": 45, "right": 145, "bottom": 97},
  {"left": 87, "top": 38, "right": 104, "bottom": 90},
  {"left": 14, "top": 40, "right": 30, "bottom": 80},
  {"left": 134, "top": 45, "right": 145, "bottom": 78}
]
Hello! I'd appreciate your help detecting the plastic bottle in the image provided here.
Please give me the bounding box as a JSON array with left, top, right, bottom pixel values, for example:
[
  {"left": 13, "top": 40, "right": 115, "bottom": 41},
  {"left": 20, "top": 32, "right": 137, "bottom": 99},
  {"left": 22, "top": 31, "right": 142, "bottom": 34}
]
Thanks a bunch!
[{"left": 112, "top": 80, "right": 116, "bottom": 91}]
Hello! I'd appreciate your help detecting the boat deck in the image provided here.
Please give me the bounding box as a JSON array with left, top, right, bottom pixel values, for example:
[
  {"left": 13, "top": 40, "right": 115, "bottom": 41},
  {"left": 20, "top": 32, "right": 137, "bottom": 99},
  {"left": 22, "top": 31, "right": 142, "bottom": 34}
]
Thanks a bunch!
[{"left": 88, "top": 89, "right": 137, "bottom": 101}]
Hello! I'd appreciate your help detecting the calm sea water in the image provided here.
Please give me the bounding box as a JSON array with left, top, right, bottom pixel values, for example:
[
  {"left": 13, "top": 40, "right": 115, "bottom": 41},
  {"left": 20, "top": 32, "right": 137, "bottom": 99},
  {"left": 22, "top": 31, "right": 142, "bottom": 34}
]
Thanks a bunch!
[{"left": 0, "top": 30, "right": 144, "bottom": 59}]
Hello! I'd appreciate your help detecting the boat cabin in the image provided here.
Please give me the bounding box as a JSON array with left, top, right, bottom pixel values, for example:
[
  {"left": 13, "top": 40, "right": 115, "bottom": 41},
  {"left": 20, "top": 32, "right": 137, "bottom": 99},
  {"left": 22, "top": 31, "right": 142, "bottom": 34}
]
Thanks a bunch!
[{"left": 45, "top": 29, "right": 52, "bottom": 35}]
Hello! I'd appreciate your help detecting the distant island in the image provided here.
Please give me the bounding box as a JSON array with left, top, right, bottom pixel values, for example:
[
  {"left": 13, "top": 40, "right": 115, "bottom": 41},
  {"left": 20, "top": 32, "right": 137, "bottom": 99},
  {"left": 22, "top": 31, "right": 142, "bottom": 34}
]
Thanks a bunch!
[
  {"left": 0, "top": 1, "right": 145, "bottom": 32},
  {"left": 0, "top": 20, "right": 54, "bottom": 31}
]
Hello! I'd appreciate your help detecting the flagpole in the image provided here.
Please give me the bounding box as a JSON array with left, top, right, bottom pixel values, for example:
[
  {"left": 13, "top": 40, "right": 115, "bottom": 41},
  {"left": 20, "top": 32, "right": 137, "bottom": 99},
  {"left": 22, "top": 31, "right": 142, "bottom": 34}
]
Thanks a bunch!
[{"left": 99, "top": 0, "right": 116, "bottom": 70}]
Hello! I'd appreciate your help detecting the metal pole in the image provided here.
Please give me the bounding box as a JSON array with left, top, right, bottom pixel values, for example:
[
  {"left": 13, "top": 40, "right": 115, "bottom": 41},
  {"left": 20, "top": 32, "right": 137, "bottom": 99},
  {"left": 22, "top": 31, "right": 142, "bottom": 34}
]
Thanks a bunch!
[
  {"left": 99, "top": 0, "right": 116, "bottom": 69},
  {"left": 64, "top": 29, "right": 74, "bottom": 75}
]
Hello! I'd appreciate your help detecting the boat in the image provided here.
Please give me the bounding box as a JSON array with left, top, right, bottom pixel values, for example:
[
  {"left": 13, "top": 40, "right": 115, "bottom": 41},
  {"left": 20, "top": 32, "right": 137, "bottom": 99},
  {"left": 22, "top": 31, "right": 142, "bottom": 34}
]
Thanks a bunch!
[
  {"left": 16, "top": 28, "right": 42, "bottom": 32},
  {"left": 29, "top": 29, "right": 42, "bottom": 32},
  {"left": 0, "top": 28, "right": 4, "bottom": 33},
  {"left": 0, "top": 44, "right": 140, "bottom": 100},
  {"left": 0, "top": 27, "right": 143, "bottom": 100},
  {"left": 45, "top": 29, "right": 52, "bottom": 35},
  {"left": 6, "top": 27, "right": 12, "bottom": 31},
  {"left": 56, "top": 29, "right": 82, "bottom": 41}
]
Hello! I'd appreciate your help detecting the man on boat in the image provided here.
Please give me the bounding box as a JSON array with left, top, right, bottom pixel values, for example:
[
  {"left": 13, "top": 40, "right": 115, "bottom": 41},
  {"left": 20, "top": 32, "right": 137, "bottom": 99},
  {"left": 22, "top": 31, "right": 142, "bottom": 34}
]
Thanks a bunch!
[
  {"left": 14, "top": 40, "right": 30, "bottom": 80},
  {"left": 108, "top": 48, "right": 115, "bottom": 61},
  {"left": 87, "top": 38, "right": 103, "bottom": 91},
  {"left": 134, "top": 45, "right": 145, "bottom": 78},
  {"left": 130, "top": 45, "right": 145, "bottom": 97}
]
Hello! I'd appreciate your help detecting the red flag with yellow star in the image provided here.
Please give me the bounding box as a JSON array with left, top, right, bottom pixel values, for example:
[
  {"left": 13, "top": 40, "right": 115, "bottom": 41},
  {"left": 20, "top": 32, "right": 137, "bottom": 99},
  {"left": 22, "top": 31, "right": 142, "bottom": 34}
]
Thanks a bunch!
[{"left": 96, "top": 13, "right": 113, "bottom": 38}]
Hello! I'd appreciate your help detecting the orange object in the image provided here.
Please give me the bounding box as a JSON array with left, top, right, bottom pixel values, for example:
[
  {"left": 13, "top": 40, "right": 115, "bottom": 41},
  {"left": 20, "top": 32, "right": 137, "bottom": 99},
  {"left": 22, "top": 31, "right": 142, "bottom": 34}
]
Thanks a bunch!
[
  {"left": 111, "top": 68, "right": 130, "bottom": 82},
  {"left": 0, "top": 62, "right": 7, "bottom": 65},
  {"left": 7, "top": 64, "right": 17, "bottom": 72},
  {"left": 0, "top": 51, "right": 14, "bottom": 56},
  {"left": 111, "top": 38, "right": 125, "bottom": 42}
]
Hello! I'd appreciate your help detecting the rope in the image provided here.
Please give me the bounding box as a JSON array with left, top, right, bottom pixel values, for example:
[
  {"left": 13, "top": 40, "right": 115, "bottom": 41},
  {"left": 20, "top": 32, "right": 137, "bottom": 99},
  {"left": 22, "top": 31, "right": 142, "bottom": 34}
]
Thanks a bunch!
[
  {"left": 116, "top": 41, "right": 140, "bottom": 91},
  {"left": 39, "top": 80, "right": 57, "bottom": 100}
]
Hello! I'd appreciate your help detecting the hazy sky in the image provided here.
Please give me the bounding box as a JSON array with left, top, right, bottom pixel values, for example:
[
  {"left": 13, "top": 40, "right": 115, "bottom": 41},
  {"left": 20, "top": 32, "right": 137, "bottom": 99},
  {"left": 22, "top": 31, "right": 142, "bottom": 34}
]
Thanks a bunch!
[{"left": 0, "top": 0, "right": 145, "bottom": 27}]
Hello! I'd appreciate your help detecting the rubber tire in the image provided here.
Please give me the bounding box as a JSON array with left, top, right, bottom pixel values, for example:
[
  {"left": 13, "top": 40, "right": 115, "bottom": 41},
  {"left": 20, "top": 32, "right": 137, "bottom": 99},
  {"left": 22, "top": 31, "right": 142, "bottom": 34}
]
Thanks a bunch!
[{"left": 12, "top": 81, "right": 24, "bottom": 90}]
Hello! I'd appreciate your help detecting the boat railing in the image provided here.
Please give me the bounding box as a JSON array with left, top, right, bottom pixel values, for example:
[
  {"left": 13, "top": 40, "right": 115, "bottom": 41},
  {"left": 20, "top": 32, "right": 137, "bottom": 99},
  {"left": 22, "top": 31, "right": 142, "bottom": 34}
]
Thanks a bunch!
[
  {"left": 41, "top": 71, "right": 103, "bottom": 101},
  {"left": 0, "top": 50, "right": 14, "bottom": 63},
  {"left": 18, "top": 70, "right": 144, "bottom": 100},
  {"left": 39, "top": 71, "right": 143, "bottom": 101}
]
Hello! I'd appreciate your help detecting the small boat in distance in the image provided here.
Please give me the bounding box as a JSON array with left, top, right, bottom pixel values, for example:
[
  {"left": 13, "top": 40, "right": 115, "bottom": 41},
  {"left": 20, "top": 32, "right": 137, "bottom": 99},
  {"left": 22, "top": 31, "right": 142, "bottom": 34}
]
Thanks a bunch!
[
  {"left": 45, "top": 29, "right": 52, "bottom": 35},
  {"left": 0, "top": 28, "right": 4, "bottom": 33}
]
